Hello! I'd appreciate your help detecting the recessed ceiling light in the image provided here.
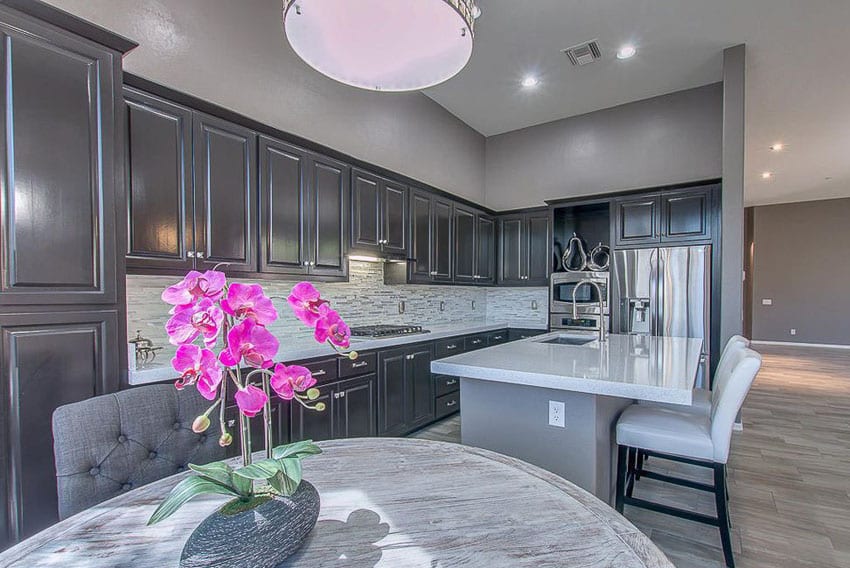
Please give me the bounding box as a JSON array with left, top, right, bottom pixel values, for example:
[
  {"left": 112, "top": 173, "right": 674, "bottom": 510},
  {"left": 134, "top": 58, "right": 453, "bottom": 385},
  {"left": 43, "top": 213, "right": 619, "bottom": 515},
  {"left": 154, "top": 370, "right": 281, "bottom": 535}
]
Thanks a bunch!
[
  {"left": 521, "top": 76, "right": 539, "bottom": 88},
  {"left": 616, "top": 45, "right": 636, "bottom": 59},
  {"left": 761, "top": 171, "right": 773, "bottom": 180},
  {"left": 769, "top": 143, "right": 784, "bottom": 151}
]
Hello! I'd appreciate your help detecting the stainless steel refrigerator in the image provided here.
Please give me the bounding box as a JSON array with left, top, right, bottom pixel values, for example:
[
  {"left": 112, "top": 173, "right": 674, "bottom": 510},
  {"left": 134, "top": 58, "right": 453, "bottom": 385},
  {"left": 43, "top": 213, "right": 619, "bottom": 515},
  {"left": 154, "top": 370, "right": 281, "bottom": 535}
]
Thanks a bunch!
[{"left": 612, "top": 245, "right": 711, "bottom": 386}]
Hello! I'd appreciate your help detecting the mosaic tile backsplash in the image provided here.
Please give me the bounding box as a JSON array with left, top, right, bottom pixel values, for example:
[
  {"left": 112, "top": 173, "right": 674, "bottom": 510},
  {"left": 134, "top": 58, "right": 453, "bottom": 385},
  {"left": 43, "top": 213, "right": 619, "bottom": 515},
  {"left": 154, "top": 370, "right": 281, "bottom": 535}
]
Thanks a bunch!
[{"left": 127, "top": 260, "right": 548, "bottom": 360}]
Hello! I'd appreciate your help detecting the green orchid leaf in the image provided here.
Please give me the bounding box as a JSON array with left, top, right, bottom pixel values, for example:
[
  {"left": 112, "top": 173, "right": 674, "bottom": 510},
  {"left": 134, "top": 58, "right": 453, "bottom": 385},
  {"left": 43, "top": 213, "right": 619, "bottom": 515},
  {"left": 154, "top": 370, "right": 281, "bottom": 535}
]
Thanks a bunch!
[
  {"left": 272, "top": 440, "right": 322, "bottom": 460},
  {"left": 276, "top": 457, "right": 302, "bottom": 486},
  {"left": 188, "top": 461, "right": 233, "bottom": 487},
  {"left": 267, "top": 470, "right": 299, "bottom": 496},
  {"left": 232, "top": 458, "right": 281, "bottom": 480},
  {"left": 230, "top": 472, "right": 253, "bottom": 496},
  {"left": 147, "top": 476, "right": 238, "bottom": 525}
]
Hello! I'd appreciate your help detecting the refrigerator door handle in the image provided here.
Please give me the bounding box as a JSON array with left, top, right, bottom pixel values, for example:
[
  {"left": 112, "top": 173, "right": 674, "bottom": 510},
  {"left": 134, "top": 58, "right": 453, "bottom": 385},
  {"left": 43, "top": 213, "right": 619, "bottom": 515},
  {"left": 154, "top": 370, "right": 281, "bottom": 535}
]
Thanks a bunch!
[{"left": 649, "top": 248, "right": 658, "bottom": 336}]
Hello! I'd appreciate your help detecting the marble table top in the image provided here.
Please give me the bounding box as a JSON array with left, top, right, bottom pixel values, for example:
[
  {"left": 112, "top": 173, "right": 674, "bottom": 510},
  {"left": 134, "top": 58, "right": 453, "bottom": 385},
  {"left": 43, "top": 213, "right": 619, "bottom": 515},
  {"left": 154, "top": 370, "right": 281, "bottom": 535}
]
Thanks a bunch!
[
  {"left": 432, "top": 331, "right": 704, "bottom": 405},
  {"left": 0, "top": 438, "right": 671, "bottom": 567}
]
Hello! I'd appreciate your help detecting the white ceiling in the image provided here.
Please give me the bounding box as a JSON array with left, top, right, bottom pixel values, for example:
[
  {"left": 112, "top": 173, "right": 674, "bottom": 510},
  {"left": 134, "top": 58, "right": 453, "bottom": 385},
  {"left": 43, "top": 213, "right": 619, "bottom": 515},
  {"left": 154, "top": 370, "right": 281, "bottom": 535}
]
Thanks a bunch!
[{"left": 423, "top": 0, "right": 850, "bottom": 206}]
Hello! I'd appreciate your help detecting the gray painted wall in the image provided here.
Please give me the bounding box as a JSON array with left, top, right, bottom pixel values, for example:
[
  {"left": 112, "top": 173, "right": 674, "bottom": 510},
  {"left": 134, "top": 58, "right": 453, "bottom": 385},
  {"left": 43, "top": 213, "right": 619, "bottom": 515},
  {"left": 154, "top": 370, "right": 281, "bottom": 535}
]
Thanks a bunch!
[
  {"left": 44, "top": 0, "right": 486, "bottom": 203},
  {"left": 751, "top": 198, "right": 850, "bottom": 345},
  {"left": 721, "top": 45, "right": 746, "bottom": 347},
  {"left": 483, "top": 83, "right": 723, "bottom": 210}
]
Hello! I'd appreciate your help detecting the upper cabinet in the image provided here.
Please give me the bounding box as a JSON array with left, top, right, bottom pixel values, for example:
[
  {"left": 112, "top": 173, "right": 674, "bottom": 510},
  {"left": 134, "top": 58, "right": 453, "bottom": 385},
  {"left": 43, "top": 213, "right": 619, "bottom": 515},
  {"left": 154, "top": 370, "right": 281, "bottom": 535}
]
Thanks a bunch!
[
  {"left": 454, "top": 205, "right": 495, "bottom": 285},
  {"left": 614, "top": 184, "right": 715, "bottom": 247},
  {"left": 498, "top": 211, "right": 550, "bottom": 286},
  {"left": 351, "top": 168, "right": 407, "bottom": 256},
  {"left": 395, "top": 189, "right": 453, "bottom": 284},
  {"left": 126, "top": 92, "right": 258, "bottom": 274}
]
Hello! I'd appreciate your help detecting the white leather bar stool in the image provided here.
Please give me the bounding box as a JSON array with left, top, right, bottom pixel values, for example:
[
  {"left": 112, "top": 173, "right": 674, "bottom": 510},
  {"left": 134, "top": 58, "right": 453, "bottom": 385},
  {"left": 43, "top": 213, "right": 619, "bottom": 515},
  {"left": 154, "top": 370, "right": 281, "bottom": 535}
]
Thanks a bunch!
[{"left": 615, "top": 347, "right": 762, "bottom": 568}]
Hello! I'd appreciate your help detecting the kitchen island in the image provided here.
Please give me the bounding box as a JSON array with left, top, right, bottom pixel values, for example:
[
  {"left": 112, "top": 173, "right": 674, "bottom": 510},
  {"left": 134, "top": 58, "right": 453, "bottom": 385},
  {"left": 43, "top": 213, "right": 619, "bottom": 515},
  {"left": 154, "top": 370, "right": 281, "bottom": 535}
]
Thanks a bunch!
[{"left": 431, "top": 331, "right": 703, "bottom": 504}]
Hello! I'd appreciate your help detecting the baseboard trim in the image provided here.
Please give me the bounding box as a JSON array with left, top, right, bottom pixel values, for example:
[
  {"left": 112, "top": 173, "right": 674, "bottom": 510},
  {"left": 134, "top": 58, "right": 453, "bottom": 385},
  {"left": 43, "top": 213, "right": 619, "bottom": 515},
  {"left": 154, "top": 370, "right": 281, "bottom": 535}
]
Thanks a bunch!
[{"left": 751, "top": 340, "right": 850, "bottom": 350}]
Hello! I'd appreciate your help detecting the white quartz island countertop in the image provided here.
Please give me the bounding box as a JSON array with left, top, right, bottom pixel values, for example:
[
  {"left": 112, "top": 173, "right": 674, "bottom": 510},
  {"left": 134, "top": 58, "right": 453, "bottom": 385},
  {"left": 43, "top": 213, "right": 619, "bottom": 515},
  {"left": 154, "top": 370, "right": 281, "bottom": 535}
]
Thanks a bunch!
[{"left": 431, "top": 331, "right": 704, "bottom": 405}]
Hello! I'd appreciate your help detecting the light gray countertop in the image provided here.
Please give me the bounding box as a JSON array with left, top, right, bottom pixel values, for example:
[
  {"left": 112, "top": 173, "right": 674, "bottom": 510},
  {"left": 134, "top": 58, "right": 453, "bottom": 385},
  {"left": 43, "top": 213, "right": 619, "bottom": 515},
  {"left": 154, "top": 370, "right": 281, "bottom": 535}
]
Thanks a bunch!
[
  {"left": 431, "top": 331, "right": 703, "bottom": 404},
  {"left": 128, "top": 320, "right": 547, "bottom": 386},
  {"left": 0, "top": 438, "right": 672, "bottom": 567}
]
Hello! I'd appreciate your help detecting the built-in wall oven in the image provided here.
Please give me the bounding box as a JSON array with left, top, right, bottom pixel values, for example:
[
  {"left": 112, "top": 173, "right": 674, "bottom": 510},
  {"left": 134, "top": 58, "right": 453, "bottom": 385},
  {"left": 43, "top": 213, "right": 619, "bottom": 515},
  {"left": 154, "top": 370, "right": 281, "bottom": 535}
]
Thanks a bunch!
[{"left": 549, "top": 271, "right": 610, "bottom": 331}]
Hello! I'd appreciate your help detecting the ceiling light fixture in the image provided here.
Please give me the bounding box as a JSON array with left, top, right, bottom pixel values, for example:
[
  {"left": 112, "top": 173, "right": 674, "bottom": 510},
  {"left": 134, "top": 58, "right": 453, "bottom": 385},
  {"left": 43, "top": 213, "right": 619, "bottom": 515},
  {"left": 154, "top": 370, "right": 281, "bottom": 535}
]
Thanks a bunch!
[
  {"left": 761, "top": 171, "right": 773, "bottom": 180},
  {"left": 769, "top": 143, "right": 784, "bottom": 151},
  {"left": 616, "top": 45, "right": 636, "bottom": 59},
  {"left": 521, "top": 76, "right": 539, "bottom": 88},
  {"left": 282, "top": 0, "right": 477, "bottom": 92}
]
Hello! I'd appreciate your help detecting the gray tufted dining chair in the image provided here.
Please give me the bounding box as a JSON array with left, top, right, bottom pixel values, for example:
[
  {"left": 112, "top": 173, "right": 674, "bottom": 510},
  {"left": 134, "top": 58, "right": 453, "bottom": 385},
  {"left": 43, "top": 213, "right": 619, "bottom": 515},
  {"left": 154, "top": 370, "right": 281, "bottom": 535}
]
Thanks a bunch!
[{"left": 52, "top": 384, "right": 226, "bottom": 520}]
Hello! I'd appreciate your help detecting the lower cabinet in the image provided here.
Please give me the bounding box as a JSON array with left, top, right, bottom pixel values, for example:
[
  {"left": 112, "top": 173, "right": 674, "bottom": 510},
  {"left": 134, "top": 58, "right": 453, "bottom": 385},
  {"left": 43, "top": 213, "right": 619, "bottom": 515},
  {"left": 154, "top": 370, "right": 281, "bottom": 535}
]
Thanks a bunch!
[
  {"left": 290, "top": 374, "right": 376, "bottom": 442},
  {"left": 378, "top": 345, "right": 434, "bottom": 436}
]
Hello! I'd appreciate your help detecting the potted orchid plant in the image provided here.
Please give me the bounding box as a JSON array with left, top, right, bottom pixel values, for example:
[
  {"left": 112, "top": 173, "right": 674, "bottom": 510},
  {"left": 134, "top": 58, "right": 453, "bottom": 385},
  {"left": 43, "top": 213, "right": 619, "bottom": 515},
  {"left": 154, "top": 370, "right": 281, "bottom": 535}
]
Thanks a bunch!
[{"left": 146, "top": 269, "right": 354, "bottom": 567}]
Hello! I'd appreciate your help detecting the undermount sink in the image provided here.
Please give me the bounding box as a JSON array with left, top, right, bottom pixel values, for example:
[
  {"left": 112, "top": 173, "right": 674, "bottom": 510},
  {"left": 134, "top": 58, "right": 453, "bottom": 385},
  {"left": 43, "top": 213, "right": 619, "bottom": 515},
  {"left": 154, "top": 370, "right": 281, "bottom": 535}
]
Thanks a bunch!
[{"left": 537, "top": 336, "right": 596, "bottom": 346}]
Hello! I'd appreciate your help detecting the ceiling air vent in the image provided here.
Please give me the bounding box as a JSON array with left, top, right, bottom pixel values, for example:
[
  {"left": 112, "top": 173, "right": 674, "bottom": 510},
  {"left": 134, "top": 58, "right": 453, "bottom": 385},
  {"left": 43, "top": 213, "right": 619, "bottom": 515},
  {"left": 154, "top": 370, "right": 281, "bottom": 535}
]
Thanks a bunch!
[{"left": 562, "top": 40, "right": 602, "bottom": 66}]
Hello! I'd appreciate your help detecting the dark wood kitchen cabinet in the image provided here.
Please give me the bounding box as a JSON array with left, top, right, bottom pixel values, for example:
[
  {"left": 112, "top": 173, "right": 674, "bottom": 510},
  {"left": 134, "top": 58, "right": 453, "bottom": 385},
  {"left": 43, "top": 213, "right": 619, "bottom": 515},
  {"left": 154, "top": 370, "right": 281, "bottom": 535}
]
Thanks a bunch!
[
  {"left": 378, "top": 345, "right": 434, "bottom": 436},
  {"left": 401, "top": 189, "right": 453, "bottom": 284},
  {"left": 351, "top": 168, "right": 407, "bottom": 256},
  {"left": 498, "top": 211, "right": 550, "bottom": 286},
  {"left": 259, "top": 136, "right": 348, "bottom": 279},
  {"left": 614, "top": 194, "right": 660, "bottom": 246},
  {"left": 454, "top": 205, "right": 495, "bottom": 285},
  {"left": 290, "top": 374, "right": 376, "bottom": 441},
  {"left": 614, "top": 185, "right": 714, "bottom": 247},
  {"left": 476, "top": 214, "right": 496, "bottom": 284}
]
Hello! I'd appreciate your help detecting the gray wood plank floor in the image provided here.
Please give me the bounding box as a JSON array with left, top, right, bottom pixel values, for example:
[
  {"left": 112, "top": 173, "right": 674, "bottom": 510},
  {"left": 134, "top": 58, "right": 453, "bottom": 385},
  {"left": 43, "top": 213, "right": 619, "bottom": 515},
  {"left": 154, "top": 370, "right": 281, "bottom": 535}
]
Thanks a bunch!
[{"left": 411, "top": 344, "right": 850, "bottom": 567}]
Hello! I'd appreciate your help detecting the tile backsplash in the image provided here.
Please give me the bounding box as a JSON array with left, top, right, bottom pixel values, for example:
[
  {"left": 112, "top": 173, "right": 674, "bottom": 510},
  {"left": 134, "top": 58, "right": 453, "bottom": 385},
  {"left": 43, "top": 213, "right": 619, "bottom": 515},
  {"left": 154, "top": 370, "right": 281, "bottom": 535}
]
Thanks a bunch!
[{"left": 127, "top": 260, "right": 548, "bottom": 359}]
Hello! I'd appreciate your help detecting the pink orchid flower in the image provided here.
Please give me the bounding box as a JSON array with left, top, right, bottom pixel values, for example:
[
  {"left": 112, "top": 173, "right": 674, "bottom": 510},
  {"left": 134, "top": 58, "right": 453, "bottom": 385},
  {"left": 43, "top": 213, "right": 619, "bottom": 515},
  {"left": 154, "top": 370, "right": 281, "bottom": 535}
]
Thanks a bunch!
[
  {"left": 270, "top": 363, "right": 316, "bottom": 400},
  {"left": 287, "top": 282, "right": 328, "bottom": 326},
  {"left": 161, "top": 270, "right": 226, "bottom": 307},
  {"left": 221, "top": 283, "right": 278, "bottom": 325},
  {"left": 314, "top": 304, "right": 351, "bottom": 348},
  {"left": 234, "top": 384, "right": 268, "bottom": 417},
  {"left": 171, "top": 344, "right": 222, "bottom": 400},
  {"left": 166, "top": 298, "right": 223, "bottom": 347},
  {"left": 219, "top": 319, "right": 279, "bottom": 369}
]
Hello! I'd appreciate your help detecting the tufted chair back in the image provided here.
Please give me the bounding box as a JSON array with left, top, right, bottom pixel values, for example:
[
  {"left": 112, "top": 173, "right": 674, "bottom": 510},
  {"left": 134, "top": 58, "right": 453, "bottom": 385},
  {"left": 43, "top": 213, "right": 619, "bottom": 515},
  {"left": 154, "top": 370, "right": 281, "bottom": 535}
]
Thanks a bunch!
[{"left": 52, "top": 384, "right": 226, "bottom": 520}]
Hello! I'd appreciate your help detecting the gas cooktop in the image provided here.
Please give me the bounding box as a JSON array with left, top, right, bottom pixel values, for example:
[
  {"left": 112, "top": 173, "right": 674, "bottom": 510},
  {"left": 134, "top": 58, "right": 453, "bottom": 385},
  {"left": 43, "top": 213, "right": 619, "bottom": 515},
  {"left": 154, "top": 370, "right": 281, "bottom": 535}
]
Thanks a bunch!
[{"left": 349, "top": 325, "right": 430, "bottom": 339}]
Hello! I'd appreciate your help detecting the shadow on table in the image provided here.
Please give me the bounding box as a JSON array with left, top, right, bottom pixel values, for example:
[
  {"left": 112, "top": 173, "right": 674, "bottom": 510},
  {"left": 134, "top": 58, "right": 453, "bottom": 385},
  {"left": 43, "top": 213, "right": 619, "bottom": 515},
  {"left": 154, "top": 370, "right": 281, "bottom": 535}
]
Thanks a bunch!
[{"left": 280, "top": 509, "right": 390, "bottom": 567}]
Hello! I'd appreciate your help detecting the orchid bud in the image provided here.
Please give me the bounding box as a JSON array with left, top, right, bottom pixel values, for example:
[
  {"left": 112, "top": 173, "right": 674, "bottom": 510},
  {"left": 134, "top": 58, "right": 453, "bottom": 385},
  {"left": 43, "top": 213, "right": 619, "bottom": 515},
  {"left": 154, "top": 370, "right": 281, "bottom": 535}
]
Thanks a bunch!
[
  {"left": 218, "top": 432, "right": 233, "bottom": 447},
  {"left": 306, "top": 388, "right": 320, "bottom": 400},
  {"left": 348, "top": 350, "right": 359, "bottom": 360},
  {"left": 192, "top": 415, "right": 210, "bottom": 433},
  {"left": 315, "top": 402, "right": 326, "bottom": 412}
]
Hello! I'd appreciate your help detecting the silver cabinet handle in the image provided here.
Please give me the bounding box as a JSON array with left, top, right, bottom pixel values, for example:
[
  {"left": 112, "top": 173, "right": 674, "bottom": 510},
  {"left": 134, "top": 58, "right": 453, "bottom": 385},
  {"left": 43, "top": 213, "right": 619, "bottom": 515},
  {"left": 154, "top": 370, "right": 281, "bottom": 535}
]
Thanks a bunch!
[
  {"left": 187, "top": 251, "right": 196, "bottom": 258},
  {"left": 333, "top": 392, "right": 339, "bottom": 399},
  {"left": 312, "top": 369, "right": 326, "bottom": 376},
  {"left": 471, "top": 339, "right": 482, "bottom": 344},
  {"left": 302, "top": 261, "right": 309, "bottom": 266},
  {"left": 429, "top": 271, "right": 438, "bottom": 276},
  {"left": 446, "top": 400, "right": 457, "bottom": 407},
  {"left": 339, "top": 391, "right": 346, "bottom": 397},
  {"left": 351, "top": 361, "right": 369, "bottom": 368},
  {"left": 446, "top": 379, "right": 457, "bottom": 386},
  {"left": 493, "top": 335, "right": 503, "bottom": 340},
  {"left": 196, "top": 252, "right": 205, "bottom": 259},
  {"left": 446, "top": 344, "right": 457, "bottom": 350}
]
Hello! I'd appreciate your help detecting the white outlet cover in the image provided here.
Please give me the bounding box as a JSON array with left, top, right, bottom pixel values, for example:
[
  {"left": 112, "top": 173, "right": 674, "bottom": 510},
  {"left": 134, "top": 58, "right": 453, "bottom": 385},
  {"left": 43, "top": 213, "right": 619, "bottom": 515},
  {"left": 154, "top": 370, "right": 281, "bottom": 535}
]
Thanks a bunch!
[
  {"left": 762, "top": 298, "right": 773, "bottom": 306},
  {"left": 790, "top": 328, "right": 797, "bottom": 335},
  {"left": 548, "top": 400, "right": 565, "bottom": 428}
]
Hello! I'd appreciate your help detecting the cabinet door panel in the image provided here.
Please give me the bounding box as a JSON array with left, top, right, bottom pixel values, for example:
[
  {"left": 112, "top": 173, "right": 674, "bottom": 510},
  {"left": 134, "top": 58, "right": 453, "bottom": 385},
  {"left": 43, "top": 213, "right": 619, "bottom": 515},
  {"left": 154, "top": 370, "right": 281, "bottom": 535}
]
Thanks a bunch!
[
  {"left": 0, "top": 25, "right": 117, "bottom": 304},
  {"left": 476, "top": 215, "right": 495, "bottom": 284},
  {"left": 125, "top": 88, "right": 194, "bottom": 270},
  {"left": 258, "top": 136, "right": 308, "bottom": 275},
  {"left": 615, "top": 195, "right": 660, "bottom": 246},
  {"left": 351, "top": 169, "right": 381, "bottom": 251},
  {"left": 377, "top": 349, "right": 407, "bottom": 436},
  {"left": 409, "top": 190, "right": 432, "bottom": 282},
  {"left": 0, "top": 310, "right": 118, "bottom": 544},
  {"left": 382, "top": 181, "right": 407, "bottom": 254},
  {"left": 336, "top": 375, "right": 377, "bottom": 438},
  {"left": 661, "top": 187, "right": 712, "bottom": 242},
  {"left": 408, "top": 347, "right": 434, "bottom": 429},
  {"left": 310, "top": 155, "right": 349, "bottom": 277},
  {"left": 453, "top": 206, "right": 476, "bottom": 283},
  {"left": 290, "top": 383, "right": 335, "bottom": 442},
  {"left": 432, "top": 199, "right": 453, "bottom": 281},
  {"left": 499, "top": 216, "right": 524, "bottom": 285},
  {"left": 527, "top": 213, "right": 550, "bottom": 285},
  {"left": 193, "top": 113, "right": 257, "bottom": 273}
]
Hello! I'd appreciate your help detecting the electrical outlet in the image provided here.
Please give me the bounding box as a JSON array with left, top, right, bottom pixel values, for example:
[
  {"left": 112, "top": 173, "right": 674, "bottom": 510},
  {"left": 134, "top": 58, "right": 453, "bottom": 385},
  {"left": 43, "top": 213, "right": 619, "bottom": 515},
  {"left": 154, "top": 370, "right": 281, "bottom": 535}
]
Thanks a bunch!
[
  {"left": 762, "top": 298, "right": 773, "bottom": 306},
  {"left": 790, "top": 328, "right": 797, "bottom": 336},
  {"left": 471, "top": 300, "right": 476, "bottom": 310},
  {"left": 548, "top": 401, "right": 565, "bottom": 428},
  {"left": 440, "top": 301, "right": 445, "bottom": 312},
  {"left": 531, "top": 300, "right": 538, "bottom": 310},
  {"left": 398, "top": 301, "right": 405, "bottom": 315}
]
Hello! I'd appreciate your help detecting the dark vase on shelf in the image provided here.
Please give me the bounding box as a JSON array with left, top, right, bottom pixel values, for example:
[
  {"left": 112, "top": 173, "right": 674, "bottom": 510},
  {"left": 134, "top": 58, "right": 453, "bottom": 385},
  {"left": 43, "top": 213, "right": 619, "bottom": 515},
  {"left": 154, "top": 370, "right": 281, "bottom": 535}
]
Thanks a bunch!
[{"left": 180, "top": 481, "right": 321, "bottom": 568}]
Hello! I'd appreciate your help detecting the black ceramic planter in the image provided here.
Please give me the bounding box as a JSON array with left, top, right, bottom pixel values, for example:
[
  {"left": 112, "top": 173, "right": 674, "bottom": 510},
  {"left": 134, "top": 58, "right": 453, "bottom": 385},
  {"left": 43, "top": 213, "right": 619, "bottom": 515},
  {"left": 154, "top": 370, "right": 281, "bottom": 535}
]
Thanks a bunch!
[{"left": 180, "top": 481, "right": 320, "bottom": 568}]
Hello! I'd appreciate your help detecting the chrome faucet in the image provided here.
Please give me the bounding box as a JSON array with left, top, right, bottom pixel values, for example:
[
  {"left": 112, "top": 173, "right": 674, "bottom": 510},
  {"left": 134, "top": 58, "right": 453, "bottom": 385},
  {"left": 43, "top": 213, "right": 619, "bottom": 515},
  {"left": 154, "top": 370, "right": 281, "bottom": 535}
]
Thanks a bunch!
[{"left": 572, "top": 279, "right": 607, "bottom": 342}]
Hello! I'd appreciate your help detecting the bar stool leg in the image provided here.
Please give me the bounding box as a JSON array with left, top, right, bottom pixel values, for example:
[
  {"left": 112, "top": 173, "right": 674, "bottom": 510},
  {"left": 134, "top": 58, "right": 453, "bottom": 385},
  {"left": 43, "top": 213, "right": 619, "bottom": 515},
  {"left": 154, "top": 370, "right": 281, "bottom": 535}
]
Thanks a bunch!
[
  {"left": 713, "top": 463, "right": 735, "bottom": 568},
  {"left": 626, "top": 447, "right": 637, "bottom": 497},
  {"left": 615, "top": 445, "right": 628, "bottom": 514},
  {"left": 635, "top": 450, "right": 645, "bottom": 480}
]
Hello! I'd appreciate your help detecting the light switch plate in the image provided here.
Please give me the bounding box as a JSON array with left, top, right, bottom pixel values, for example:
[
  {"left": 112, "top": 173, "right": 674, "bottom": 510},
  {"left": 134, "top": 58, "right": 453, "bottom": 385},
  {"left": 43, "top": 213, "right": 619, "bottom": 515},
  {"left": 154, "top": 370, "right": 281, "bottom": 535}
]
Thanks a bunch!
[{"left": 548, "top": 401, "right": 565, "bottom": 428}]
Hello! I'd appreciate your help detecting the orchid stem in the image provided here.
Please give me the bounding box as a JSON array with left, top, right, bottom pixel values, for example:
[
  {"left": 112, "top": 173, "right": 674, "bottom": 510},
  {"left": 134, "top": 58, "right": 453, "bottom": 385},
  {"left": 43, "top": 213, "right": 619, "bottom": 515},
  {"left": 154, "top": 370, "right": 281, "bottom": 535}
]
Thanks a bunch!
[{"left": 262, "top": 374, "right": 273, "bottom": 459}]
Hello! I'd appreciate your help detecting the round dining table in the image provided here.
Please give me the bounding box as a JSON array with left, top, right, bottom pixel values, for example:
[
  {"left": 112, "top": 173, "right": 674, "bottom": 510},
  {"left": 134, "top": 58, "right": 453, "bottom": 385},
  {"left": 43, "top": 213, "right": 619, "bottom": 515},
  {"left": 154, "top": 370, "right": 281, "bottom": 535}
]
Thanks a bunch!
[{"left": 0, "top": 438, "right": 672, "bottom": 567}]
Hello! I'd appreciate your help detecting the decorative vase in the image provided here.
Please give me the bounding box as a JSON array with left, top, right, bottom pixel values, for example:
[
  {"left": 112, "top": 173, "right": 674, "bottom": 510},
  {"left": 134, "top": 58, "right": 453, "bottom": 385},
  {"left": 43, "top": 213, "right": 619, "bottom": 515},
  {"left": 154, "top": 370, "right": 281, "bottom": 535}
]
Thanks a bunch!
[
  {"left": 180, "top": 481, "right": 321, "bottom": 568},
  {"left": 562, "top": 232, "right": 588, "bottom": 272}
]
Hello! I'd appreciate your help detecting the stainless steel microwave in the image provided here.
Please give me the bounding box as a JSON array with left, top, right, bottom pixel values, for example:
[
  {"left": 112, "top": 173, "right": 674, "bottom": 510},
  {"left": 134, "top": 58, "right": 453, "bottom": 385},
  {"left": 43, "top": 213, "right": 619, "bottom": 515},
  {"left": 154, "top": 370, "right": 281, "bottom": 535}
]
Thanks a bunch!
[{"left": 549, "top": 271, "right": 609, "bottom": 315}]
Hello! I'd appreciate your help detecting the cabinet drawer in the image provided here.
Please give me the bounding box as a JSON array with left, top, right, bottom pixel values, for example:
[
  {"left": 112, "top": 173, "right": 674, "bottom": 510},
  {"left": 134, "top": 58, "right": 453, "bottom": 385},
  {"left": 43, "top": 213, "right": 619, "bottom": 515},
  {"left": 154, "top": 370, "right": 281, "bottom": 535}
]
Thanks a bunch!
[
  {"left": 486, "top": 330, "right": 509, "bottom": 346},
  {"left": 301, "top": 358, "right": 338, "bottom": 384},
  {"left": 434, "top": 375, "right": 460, "bottom": 397},
  {"left": 508, "top": 328, "right": 546, "bottom": 341},
  {"left": 435, "top": 391, "right": 460, "bottom": 418},
  {"left": 339, "top": 352, "right": 377, "bottom": 378},
  {"left": 464, "top": 334, "right": 487, "bottom": 351},
  {"left": 435, "top": 338, "right": 464, "bottom": 359}
]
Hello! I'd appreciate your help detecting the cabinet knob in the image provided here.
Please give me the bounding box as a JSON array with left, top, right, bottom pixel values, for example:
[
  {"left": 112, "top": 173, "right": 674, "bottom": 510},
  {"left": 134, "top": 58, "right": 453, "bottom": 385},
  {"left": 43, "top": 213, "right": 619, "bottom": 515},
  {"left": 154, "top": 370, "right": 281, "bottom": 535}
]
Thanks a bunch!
[
  {"left": 339, "top": 390, "right": 346, "bottom": 397},
  {"left": 429, "top": 271, "right": 438, "bottom": 276},
  {"left": 187, "top": 251, "right": 195, "bottom": 258},
  {"left": 333, "top": 392, "right": 339, "bottom": 399},
  {"left": 196, "top": 252, "right": 205, "bottom": 259}
]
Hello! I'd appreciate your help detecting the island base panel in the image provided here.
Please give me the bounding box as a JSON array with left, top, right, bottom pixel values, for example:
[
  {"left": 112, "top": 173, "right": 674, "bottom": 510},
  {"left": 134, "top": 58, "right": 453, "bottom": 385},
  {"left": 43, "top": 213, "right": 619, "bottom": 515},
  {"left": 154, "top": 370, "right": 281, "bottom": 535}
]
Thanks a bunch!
[{"left": 460, "top": 378, "right": 632, "bottom": 504}]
